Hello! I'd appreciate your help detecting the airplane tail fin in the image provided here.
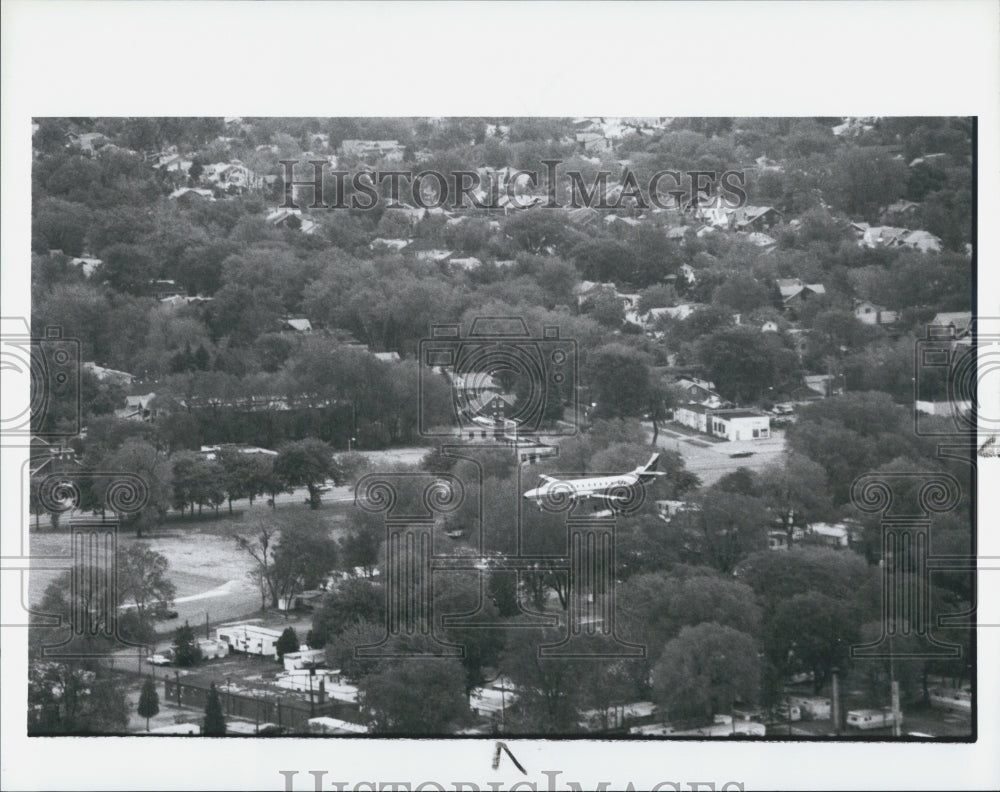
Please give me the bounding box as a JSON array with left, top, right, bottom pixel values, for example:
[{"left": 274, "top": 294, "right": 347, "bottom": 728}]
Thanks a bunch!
[{"left": 637, "top": 453, "right": 666, "bottom": 480}]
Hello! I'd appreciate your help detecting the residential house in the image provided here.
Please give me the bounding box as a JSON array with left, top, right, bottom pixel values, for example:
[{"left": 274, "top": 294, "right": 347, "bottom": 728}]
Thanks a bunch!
[
  {"left": 831, "top": 117, "right": 878, "bottom": 136},
  {"left": 82, "top": 361, "right": 135, "bottom": 387},
  {"left": 160, "top": 294, "right": 213, "bottom": 310},
  {"left": 856, "top": 224, "right": 941, "bottom": 252},
  {"left": 678, "top": 263, "right": 697, "bottom": 283},
  {"left": 68, "top": 255, "right": 102, "bottom": 277},
  {"left": 692, "top": 193, "right": 740, "bottom": 228},
  {"left": 159, "top": 294, "right": 190, "bottom": 309},
  {"left": 655, "top": 500, "right": 694, "bottom": 523},
  {"left": 169, "top": 187, "right": 215, "bottom": 202},
  {"left": 147, "top": 280, "right": 187, "bottom": 300},
  {"left": 200, "top": 444, "right": 278, "bottom": 461},
  {"left": 900, "top": 229, "right": 942, "bottom": 253},
  {"left": 777, "top": 278, "right": 826, "bottom": 308},
  {"left": 738, "top": 231, "right": 779, "bottom": 251},
  {"left": 462, "top": 391, "right": 518, "bottom": 425},
  {"left": 605, "top": 214, "right": 642, "bottom": 229},
  {"left": 729, "top": 205, "right": 782, "bottom": 232},
  {"left": 282, "top": 318, "right": 313, "bottom": 333},
  {"left": 450, "top": 371, "right": 501, "bottom": 401},
  {"left": 66, "top": 131, "right": 108, "bottom": 155},
  {"left": 768, "top": 530, "right": 794, "bottom": 551},
  {"left": 413, "top": 248, "right": 454, "bottom": 263},
  {"left": 266, "top": 208, "right": 318, "bottom": 234},
  {"left": 656, "top": 303, "right": 704, "bottom": 321},
  {"left": 372, "top": 351, "right": 401, "bottom": 363},
  {"left": 855, "top": 224, "right": 908, "bottom": 248},
  {"left": 803, "top": 522, "right": 851, "bottom": 548},
  {"left": 803, "top": 373, "right": 842, "bottom": 398},
  {"left": 449, "top": 256, "right": 483, "bottom": 271},
  {"left": 909, "top": 152, "right": 949, "bottom": 168},
  {"left": 116, "top": 393, "right": 165, "bottom": 423},
  {"left": 369, "top": 237, "right": 411, "bottom": 252},
  {"left": 880, "top": 200, "right": 921, "bottom": 223},
  {"left": 573, "top": 280, "right": 618, "bottom": 307},
  {"left": 575, "top": 131, "right": 612, "bottom": 154},
  {"left": 929, "top": 311, "right": 972, "bottom": 338},
  {"left": 674, "top": 377, "right": 724, "bottom": 408},
  {"left": 854, "top": 300, "right": 898, "bottom": 326},
  {"left": 156, "top": 152, "right": 194, "bottom": 174},
  {"left": 202, "top": 160, "right": 259, "bottom": 192},
  {"left": 497, "top": 192, "right": 545, "bottom": 213},
  {"left": 340, "top": 139, "right": 406, "bottom": 162},
  {"left": 754, "top": 155, "right": 783, "bottom": 173}
]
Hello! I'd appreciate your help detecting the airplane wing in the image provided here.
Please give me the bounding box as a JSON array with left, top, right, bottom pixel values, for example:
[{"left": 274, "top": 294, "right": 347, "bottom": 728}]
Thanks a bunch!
[{"left": 587, "top": 491, "right": 634, "bottom": 503}]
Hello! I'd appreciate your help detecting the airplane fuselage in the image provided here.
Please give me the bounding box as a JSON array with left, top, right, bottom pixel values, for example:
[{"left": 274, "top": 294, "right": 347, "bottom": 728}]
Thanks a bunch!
[{"left": 522, "top": 473, "right": 640, "bottom": 505}]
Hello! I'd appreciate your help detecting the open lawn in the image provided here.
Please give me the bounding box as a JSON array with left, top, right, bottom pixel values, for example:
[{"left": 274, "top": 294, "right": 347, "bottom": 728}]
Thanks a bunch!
[{"left": 28, "top": 490, "right": 357, "bottom": 633}]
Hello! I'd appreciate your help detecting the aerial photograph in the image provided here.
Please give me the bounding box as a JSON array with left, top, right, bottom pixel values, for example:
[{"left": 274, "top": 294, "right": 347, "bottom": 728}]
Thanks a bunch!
[{"left": 25, "top": 116, "right": 974, "bottom": 739}]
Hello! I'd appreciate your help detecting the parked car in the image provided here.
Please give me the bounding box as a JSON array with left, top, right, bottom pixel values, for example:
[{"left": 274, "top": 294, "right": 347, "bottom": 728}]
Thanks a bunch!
[{"left": 147, "top": 653, "right": 172, "bottom": 666}]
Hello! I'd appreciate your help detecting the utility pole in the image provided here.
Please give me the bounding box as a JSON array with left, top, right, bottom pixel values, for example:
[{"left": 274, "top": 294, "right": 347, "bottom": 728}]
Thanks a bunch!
[
  {"left": 889, "top": 632, "right": 901, "bottom": 737},
  {"left": 831, "top": 666, "right": 841, "bottom": 735}
]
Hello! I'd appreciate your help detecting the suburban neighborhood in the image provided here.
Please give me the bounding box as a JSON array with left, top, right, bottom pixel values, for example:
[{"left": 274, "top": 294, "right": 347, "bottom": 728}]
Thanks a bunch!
[{"left": 26, "top": 116, "right": 973, "bottom": 740}]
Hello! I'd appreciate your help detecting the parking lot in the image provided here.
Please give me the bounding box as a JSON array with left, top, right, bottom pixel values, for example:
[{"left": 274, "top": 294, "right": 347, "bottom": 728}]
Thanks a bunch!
[{"left": 649, "top": 422, "right": 788, "bottom": 486}]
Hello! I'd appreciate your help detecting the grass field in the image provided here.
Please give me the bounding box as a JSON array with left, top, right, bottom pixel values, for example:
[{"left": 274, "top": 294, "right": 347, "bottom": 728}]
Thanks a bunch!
[{"left": 28, "top": 490, "right": 356, "bottom": 634}]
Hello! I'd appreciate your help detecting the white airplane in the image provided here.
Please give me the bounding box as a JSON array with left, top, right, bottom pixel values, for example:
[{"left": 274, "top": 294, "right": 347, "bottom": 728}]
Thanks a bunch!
[{"left": 522, "top": 453, "right": 665, "bottom": 513}]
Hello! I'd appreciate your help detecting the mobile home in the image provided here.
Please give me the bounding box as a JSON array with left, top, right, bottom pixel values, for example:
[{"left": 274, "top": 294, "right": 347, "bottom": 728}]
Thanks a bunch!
[
  {"left": 847, "top": 709, "right": 901, "bottom": 730},
  {"left": 929, "top": 687, "right": 971, "bottom": 712},
  {"left": 215, "top": 622, "right": 283, "bottom": 658}
]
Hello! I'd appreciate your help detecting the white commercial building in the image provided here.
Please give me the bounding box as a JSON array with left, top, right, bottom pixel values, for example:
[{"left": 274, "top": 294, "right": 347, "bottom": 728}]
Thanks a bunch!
[
  {"left": 673, "top": 405, "right": 772, "bottom": 441},
  {"left": 215, "top": 622, "right": 283, "bottom": 658}
]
